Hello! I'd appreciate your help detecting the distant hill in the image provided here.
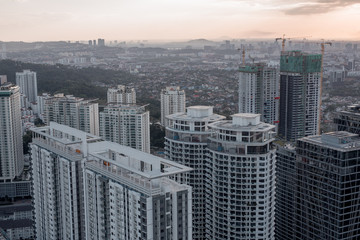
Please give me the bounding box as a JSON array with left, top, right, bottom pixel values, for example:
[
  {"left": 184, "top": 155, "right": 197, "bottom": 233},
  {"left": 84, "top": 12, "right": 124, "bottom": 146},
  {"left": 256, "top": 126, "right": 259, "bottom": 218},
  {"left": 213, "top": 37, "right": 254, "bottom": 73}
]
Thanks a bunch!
[
  {"left": 187, "top": 39, "right": 215, "bottom": 44},
  {"left": 0, "top": 60, "right": 138, "bottom": 100}
]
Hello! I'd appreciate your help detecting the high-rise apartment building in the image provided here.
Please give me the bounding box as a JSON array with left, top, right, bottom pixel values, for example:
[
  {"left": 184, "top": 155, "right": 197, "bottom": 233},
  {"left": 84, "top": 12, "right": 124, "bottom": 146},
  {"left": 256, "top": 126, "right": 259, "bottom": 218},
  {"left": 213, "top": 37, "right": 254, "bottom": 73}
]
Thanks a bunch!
[
  {"left": 31, "top": 122, "right": 192, "bottom": 240},
  {"left": 161, "top": 86, "right": 186, "bottom": 126},
  {"left": 334, "top": 104, "right": 360, "bottom": 134},
  {"left": 0, "top": 83, "right": 23, "bottom": 180},
  {"left": 294, "top": 132, "right": 360, "bottom": 239},
  {"left": 84, "top": 141, "right": 192, "bottom": 240},
  {"left": 100, "top": 104, "right": 150, "bottom": 153},
  {"left": 43, "top": 94, "right": 99, "bottom": 135},
  {"left": 279, "top": 51, "right": 322, "bottom": 141},
  {"left": 274, "top": 142, "right": 296, "bottom": 240},
  {"left": 16, "top": 70, "right": 38, "bottom": 104},
  {"left": 164, "top": 106, "right": 225, "bottom": 239},
  {"left": 206, "top": 114, "right": 276, "bottom": 240},
  {"left": 238, "top": 63, "right": 280, "bottom": 127},
  {"left": 107, "top": 85, "right": 136, "bottom": 104}
]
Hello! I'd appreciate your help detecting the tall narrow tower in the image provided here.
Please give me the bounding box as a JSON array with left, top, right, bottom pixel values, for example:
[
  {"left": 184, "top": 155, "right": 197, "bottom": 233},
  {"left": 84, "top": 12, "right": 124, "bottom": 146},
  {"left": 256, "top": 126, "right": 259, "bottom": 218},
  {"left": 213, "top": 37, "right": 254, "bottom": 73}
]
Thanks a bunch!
[
  {"left": 16, "top": 70, "right": 38, "bottom": 104},
  {"left": 278, "top": 51, "right": 322, "bottom": 141},
  {"left": 161, "top": 86, "right": 186, "bottom": 126},
  {"left": 164, "top": 106, "right": 225, "bottom": 239},
  {"left": 238, "top": 63, "right": 279, "bottom": 127},
  {"left": 0, "top": 83, "right": 23, "bottom": 180},
  {"left": 206, "top": 114, "right": 277, "bottom": 240}
]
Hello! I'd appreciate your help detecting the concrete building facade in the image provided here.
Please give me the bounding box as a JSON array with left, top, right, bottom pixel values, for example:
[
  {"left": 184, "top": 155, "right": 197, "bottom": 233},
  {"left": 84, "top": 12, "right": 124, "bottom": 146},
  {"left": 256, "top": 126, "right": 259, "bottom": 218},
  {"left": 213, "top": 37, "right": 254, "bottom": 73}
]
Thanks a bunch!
[
  {"left": 205, "top": 114, "right": 277, "bottom": 240},
  {"left": 0, "top": 83, "right": 23, "bottom": 180},
  {"left": 15, "top": 70, "right": 38, "bottom": 104},
  {"left": 107, "top": 85, "right": 136, "bottom": 104},
  {"left": 164, "top": 106, "right": 225, "bottom": 239},
  {"left": 238, "top": 63, "right": 279, "bottom": 127},
  {"left": 99, "top": 104, "right": 150, "bottom": 153},
  {"left": 161, "top": 86, "right": 186, "bottom": 126},
  {"left": 43, "top": 94, "right": 99, "bottom": 135}
]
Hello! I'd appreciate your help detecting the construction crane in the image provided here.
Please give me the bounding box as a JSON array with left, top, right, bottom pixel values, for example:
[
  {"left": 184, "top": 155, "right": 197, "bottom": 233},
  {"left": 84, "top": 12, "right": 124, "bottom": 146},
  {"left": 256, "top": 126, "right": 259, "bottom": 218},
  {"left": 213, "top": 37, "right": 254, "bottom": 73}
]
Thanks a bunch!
[
  {"left": 275, "top": 34, "right": 312, "bottom": 52},
  {"left": 237, "top": 45, "right": 246, "bottom": 66},
  {"left": 318, "top": 41, "right": 332, "bottom": 135}
]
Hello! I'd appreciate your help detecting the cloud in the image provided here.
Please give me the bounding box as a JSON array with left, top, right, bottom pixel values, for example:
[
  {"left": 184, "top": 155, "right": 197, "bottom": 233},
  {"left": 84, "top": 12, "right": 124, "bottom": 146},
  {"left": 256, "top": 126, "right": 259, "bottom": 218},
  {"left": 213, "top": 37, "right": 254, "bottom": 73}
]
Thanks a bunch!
[{"left": 283, "top": 0, "right": 360, "bottom": 15}]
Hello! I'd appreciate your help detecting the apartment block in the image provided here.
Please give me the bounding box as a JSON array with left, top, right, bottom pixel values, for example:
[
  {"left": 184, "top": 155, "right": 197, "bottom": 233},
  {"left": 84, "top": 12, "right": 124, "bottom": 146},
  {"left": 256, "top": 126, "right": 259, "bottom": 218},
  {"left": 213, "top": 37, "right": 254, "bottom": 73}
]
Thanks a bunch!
[
  {"left": 165, "top": 106, "right": 225, "bottom": 239},
  {"left": 107, "top": 85, "right": 136, "bottom": 104},
  {"left": 238, "top": 63, "right": 279, "bottom": 127},
  {"left": 0, "top": 83, "right": 23, "bottom": 180},
  {"left": 43, "top": 94, "right": 99, "bottom": 135},
  {"left": 100, "top": 104, "right": 150, "bottom": 153},
  {"left": 161, "top": 86, "right": 186, "bottom": 126},
  {"left": 206, "top": 114, "right": 277, "bottom": 240}
]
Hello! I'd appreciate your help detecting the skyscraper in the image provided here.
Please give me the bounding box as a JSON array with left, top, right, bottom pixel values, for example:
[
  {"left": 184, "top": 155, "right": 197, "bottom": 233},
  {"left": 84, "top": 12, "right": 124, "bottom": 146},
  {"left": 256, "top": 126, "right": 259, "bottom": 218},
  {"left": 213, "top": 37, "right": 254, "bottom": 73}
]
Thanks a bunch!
[
  {"left": 31, "top": 122, "right": 192, "bottom": 240},
  {"left": 161, "top": 86, "right": 186, "bottom": 126},
  {"left": 84, "top": 141, "right": 192, "bottom": 240},
  {"left": 100, "top": 104, "right": 150, "bottom": 153},
  {"left": 274, "top": 142, "right": 296, "bottom": 240},
  {"left": 278, "top": 51, "right": 322, "bottom": 141},
  {"left": 206, "top": 113, "right": 276, "bottom": 240},
  {"left": 16, "top": 70, "right": 38, "bottom": 104},
  {"left": 238, "top": 63, "right": 279, "bottom": 127},
  {"left": 0, "top": 83, "right": 23, "bottom": 180},
  {"left": 43, "top": 94, "right": 99, "bottom": 135},
  {"left": 164, "top": 106, "right": 225, "bottom": 239},
  {"left": 294, "top": 132, "right": 360, "bottom": 239},
  {"left": 107, "top": 85, "right": 136, "bottom": 104},
  {"left": 334, "top": 104, "right": 360, "bottom": 134}
]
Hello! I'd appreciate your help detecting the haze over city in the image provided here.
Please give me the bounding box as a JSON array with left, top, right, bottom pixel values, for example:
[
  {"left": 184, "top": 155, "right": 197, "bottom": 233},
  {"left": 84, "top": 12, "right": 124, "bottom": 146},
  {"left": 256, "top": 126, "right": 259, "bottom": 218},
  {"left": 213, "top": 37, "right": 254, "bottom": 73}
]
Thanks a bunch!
[{"left": 2, "top": 0, "right": 360, "bottom": 41}]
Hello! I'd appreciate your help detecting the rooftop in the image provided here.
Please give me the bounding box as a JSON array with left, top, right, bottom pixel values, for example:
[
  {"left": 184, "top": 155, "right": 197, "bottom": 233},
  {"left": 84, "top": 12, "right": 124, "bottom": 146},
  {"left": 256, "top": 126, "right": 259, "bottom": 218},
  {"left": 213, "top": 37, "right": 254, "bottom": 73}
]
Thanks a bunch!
[
  {"left": 167, "top": 105, "right": 225, "bottom": 122},
  {"left": 300, "top": 131, "right": 360, "bottom": 151},
  {"left": 88, "top": 141, "right": 192, "bottom": 179}
]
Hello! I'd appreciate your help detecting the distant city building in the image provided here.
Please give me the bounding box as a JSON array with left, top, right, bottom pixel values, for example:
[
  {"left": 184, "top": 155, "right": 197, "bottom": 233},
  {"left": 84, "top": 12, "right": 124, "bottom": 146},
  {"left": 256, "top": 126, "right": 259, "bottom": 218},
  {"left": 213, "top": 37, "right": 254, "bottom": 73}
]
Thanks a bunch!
[
  {"left": 88, "top": 40, "right": 92, "bottom": 46},
  {"left": 206, "top": 114, "right": 277, "bottom": 240},
  {"left": 279, "top": 51, "right": 322, "bottom": 141},
  {"left": 0, "top": 76, "right": 7, "bottom": 85},
  {"left": 161, "top": 86, "right": 186, "bottom": 126},
  {"left": 238, "top": 63, "right": 280, "bottom": 128},
  {"left": 165, "top": 106, "right": 225, "bottom": 239},
  {"left": 100, "top": 104, "right": 150, "bottom": 153},
  {"left": 43, "top": 94, "right": 99, "bottom": 135},
  {"left": 84, "top": 140, "right": 192, "bottom": 240},
  {"left": 334, "top": 104, "right": 360, "bottom": 134},
  {"left": 294, "top": 132, "right": 360, "bottom": 239},
  {"left": 0, "top": 83, "right": 23, "bottom": 180},
  {"left": 107, "top": 85, "right": 136, "bottom": 104},
  {"left": 97, "top": 38, "right": 105, "bottom": 47},
  {"left": 31, "top": 122, "right": 192, "bottom": 240},
  {"left": 15, "top": 70, "right": 38, "bottom": 104}
]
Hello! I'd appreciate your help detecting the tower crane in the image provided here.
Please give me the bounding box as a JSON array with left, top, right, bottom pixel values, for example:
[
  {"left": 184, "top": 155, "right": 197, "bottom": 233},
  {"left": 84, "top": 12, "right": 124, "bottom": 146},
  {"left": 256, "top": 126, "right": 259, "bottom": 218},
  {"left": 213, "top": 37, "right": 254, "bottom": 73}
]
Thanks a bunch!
[
  {"left": 318, "top": 41, "right": 332, "bottom": 134},
  {"left": 237, "top": 45, "right": 246, "bottom": 66},
  {"left": 275, "top": 34, "right": 312, "bottom": 52}
]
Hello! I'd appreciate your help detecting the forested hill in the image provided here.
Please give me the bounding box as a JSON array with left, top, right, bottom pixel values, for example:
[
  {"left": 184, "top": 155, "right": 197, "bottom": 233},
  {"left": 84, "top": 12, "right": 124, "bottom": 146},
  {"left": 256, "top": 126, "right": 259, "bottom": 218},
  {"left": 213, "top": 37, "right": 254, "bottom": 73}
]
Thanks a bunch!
[{"left": 0, "top": 60, "right": 138, "bottom": 100}]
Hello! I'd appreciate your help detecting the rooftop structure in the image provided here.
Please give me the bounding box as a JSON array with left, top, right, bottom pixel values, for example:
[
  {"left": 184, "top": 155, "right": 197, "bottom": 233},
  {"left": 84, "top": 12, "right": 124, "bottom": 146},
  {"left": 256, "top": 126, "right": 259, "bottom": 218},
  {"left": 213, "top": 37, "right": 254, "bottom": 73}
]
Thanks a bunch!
[{"left": 334, "top": 104, "right": 360, "bottom": 134}]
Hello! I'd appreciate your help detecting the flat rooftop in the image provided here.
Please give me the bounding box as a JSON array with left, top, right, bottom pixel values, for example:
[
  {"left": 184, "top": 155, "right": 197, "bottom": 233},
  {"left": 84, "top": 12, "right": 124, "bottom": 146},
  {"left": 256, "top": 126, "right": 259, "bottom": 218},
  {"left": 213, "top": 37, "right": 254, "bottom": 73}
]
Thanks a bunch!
[
  {"left": 300, "top": 131, "right": 360, "bottom": 151},
  {"left": 88, "top": 141, "right": 192, "bottom": 179}
]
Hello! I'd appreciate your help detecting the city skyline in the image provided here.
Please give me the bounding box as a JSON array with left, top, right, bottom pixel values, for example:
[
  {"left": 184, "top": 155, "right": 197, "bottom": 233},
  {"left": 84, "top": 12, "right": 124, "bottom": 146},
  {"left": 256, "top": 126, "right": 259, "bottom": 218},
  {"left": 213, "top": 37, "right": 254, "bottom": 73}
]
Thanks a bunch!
[{"left": 1, "top": 0, "right": 360, "bottom": 42}]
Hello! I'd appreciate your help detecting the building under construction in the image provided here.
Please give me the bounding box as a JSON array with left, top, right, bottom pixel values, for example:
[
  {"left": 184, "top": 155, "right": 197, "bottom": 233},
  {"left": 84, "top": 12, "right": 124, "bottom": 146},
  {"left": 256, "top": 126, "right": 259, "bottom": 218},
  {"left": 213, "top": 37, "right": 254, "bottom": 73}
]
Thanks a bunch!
[
  {"left": 278, "top": 51, "right": 322, "bottom": 141},
  {"left": 238, "top": 63, "right": 280, "bottom": 128}
]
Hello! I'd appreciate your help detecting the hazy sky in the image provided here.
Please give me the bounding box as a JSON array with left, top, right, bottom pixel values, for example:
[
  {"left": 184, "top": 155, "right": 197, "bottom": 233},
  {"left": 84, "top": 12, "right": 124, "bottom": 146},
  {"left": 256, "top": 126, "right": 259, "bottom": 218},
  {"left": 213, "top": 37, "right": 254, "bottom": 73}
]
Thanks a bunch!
[{"left": 1, "top": 0, "right": 360, "bottom": 41}]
